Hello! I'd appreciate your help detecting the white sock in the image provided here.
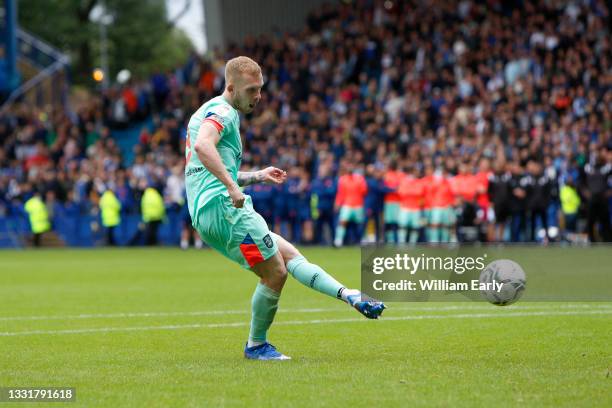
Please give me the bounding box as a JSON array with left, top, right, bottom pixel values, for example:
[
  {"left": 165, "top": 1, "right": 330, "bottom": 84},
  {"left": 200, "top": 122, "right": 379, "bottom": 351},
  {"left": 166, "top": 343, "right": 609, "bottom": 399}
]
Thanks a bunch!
[
  {"left": 339, "top": 288, "right": 360, "bottom": 304},
  {"left": 247, "top": 339, "right": 265, "bottom": 348},
  {"left": 195, "top": 238, "right": 203, "bottom": 249},
  {"left": 180, "top": 239, "right": 188, "bottom": 249}
]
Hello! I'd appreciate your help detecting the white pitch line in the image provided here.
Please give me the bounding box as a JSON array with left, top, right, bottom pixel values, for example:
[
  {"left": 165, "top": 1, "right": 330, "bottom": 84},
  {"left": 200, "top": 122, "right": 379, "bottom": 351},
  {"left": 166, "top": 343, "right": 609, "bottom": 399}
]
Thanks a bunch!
[
  {"left": 0, "top": 303, "right": 610, "bottom": 322},
  {"left": 0, "top": 309, "right": 610, "bottom": 337}
]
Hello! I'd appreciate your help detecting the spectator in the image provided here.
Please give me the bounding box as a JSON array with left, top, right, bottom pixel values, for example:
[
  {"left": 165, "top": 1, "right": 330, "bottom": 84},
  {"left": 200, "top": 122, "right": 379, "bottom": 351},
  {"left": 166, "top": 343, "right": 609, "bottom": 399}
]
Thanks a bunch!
[{"left": 1, "top": 0, "right": 610, "bottom": 247}]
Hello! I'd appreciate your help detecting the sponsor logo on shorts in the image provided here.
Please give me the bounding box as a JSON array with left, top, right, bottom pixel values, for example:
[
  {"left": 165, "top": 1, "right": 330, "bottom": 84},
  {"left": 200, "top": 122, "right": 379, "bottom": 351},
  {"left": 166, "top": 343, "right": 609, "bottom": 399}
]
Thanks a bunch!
[{"left": 263, "top": 234, "right": 273, "bottom": 249}]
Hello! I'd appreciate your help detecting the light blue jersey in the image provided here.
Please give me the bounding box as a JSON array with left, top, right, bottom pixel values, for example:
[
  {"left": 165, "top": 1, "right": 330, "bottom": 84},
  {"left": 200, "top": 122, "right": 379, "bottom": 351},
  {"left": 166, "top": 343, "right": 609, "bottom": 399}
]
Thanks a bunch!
[{"left": 185, "top": 95, "right": 242, "bottom": 225}]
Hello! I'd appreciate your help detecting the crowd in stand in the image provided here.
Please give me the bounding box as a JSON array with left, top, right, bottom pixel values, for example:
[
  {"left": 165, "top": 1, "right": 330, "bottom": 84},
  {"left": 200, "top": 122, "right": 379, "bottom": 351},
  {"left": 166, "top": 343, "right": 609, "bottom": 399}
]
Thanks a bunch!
[{"left": 0, "top": 0, "right": 610, "bottom": 245}]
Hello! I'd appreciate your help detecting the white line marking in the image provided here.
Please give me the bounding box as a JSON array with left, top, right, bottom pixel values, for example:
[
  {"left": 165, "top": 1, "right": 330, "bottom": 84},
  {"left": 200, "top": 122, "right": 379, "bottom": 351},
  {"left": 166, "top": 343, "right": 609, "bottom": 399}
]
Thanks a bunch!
[
  {"left": 1, "top": 303, "right": 610, "bottom": 322},
  {"left": 0, "top": 309, "right": 610, "bottom": 337}
]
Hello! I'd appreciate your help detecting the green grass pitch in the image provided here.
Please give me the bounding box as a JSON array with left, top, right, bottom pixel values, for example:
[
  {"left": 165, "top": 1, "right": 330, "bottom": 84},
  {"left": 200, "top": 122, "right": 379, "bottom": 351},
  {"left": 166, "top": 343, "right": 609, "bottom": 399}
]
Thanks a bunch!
[{"left": 1, "top": 248, "right": 610, "bottom": 407}]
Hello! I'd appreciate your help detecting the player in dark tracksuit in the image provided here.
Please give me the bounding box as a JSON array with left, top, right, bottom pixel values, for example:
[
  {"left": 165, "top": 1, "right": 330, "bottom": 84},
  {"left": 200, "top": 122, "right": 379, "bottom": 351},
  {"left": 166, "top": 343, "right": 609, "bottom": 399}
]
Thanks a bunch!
[
  {"left": 364, "top": 165, "right": 395, "bottom": 243},
  {"left": 526, "top": 161, "right": 552, "bottom": 242},
  {"left": 510, "top": 163, "right": 529, "bottom": 242},
  {"left": 488, "top": 162, "right": 513, "bottom": 242},
  {"left": 581, "top": 150, "right": 611, "bottom": 242},
  {"left": 310, "top": 166, "right": 337, "bottom": 245}
]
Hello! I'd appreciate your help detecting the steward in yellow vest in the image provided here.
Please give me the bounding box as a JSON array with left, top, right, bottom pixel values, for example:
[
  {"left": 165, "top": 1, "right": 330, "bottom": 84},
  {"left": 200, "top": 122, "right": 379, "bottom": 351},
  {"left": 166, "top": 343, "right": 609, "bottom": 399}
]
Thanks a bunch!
[
  {"left": 560, "top": 180, "right": 581, "bottom": 233},
  {"left": 141, "top": 187, "right": 166, "bottom": 245},
  {"left": 99, "top": 189, "right": 122, "bottom": 246},
  {"left": 24, "top": 193, "right": 50, "bottom": 247}
]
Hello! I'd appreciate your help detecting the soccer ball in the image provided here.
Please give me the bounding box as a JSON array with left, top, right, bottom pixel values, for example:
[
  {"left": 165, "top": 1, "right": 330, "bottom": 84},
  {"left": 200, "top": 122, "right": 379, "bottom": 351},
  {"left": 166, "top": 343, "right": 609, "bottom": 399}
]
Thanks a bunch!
[{"left": 479, "top": 259, "right": 526, "bottom": 306}]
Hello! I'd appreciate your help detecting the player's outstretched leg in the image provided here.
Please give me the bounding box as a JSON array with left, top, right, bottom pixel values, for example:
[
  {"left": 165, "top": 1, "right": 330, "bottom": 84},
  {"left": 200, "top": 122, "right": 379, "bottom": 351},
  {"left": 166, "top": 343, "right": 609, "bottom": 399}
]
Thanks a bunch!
[
  {"left": 245, "top": 252, "right": 291, "bottom": 360},
  {"left": 274, "top": 233, "right": 386, "bottom": 319}
]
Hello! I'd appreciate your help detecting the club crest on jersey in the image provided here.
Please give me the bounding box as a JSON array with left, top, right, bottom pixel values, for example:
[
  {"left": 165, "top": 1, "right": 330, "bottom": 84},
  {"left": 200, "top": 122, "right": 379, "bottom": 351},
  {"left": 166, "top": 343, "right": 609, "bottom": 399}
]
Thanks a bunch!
[
  {"left": 263, "top": 234, "right": 273, "bottom": 249},
  {"left": 205, "top": 111, "right": 225, "bottom": 125}
]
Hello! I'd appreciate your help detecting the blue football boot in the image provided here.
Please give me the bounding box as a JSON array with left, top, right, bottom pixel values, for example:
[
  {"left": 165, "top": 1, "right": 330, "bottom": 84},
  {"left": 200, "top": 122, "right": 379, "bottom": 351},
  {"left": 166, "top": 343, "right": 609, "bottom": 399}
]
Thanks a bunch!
[
  {"left": 244, "top": 342, "right": 291, "bottom": 360},
  {"left": 346, "top": 292, "right": 387, "bottom": 319}
]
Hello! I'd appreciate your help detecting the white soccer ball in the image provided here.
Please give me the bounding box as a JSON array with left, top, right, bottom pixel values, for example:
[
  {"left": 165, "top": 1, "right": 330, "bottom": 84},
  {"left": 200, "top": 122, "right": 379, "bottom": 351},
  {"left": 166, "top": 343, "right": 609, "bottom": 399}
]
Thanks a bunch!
[{"left": 479, "top": 259, "right": 526, "bottom": 306}]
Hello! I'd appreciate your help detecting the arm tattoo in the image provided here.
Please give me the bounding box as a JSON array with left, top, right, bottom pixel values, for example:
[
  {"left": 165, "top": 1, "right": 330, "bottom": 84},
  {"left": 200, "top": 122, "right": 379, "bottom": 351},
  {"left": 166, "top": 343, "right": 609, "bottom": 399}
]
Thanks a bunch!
[{"left": 237, "top": 171, "right": 262, "bottom": 187}]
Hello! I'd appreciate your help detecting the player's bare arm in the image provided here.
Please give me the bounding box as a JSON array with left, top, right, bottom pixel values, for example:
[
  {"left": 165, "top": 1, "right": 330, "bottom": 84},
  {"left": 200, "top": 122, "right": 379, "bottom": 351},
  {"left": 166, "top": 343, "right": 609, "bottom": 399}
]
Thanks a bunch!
[
  {"left": 237, "top": 167, "right": 288, "bottom": 187},
  {"left": 194, "top": 121, "right": 245, "bottom": 208}
]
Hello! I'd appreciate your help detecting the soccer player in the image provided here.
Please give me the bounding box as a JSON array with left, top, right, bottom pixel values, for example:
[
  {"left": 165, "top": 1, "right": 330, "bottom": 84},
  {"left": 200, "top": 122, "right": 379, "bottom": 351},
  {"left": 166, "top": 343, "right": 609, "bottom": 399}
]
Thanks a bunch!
[
  {"left": 185, "top": 57, "right": 385, "bottom": 361},
  {"left": 450, "top": 162, "right": 480, "bottom": 242},
  {"left": 449, "top": 162, "right": 478, "bottom": 204},
  {"left": 333, "top": 159, "right": 368, "bottom": 247},
  {"left": 488, "top": 162, "right": 513, "bottom": 242},
  {"left": 382, "top": 161, "right": 403, "bottom": 243},
  {"left": 363, "top": 164, "right": 394, "bottom": 243},
  {"left": 398, "top": 165, "right": 424, "bottom": 244},
  {"left": 475, "top": 158, "right": 493, "bottom": 240},
  {"left": 426, "top": 166, "right": 456, "bottom": 242},
  {"left": 421, "top": 163, "right": 434, "bottom": 242},
  {"left": 310, "top": 163, "right": 337, "bottom": 245}
]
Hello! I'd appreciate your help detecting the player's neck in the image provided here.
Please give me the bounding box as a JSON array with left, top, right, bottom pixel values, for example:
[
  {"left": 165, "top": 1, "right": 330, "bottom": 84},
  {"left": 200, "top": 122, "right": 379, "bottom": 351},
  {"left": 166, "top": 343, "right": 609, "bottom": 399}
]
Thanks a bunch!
[{"left": 221, "top": 91, "right": 237, "bottom": 110}]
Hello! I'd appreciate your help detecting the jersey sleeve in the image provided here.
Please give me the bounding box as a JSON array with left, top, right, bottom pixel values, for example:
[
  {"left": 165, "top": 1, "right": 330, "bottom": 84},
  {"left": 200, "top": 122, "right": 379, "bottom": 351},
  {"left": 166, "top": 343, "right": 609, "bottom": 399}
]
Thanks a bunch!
[{"left": 202, "top": 103, "right": 233, "bottom": 136}]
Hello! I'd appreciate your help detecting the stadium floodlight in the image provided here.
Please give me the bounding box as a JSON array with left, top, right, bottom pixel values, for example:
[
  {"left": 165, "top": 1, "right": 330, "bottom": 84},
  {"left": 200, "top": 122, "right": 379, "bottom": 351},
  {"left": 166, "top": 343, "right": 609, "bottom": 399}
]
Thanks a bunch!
[
  {"left": 89, "top": 2, "right": 114, "bottom": 89},
  {"left": 117, "top": 69, "right": 131, "bottom": 84},
  {"left": 92, "top": 68, "right": 104, "bottom": 83}
]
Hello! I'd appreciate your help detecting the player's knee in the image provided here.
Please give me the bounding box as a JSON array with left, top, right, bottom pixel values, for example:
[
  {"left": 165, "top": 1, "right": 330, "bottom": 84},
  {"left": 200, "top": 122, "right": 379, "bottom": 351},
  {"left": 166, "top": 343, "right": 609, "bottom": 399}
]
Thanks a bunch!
[
  {"left": 276, "top": 261, "right": 288, "bottom": 280},
  {"left": 275, "top": 236, "right": 302, "bottom": 265},
  {"left": 267, "top": 261, "right": 288, "bottom": 286},
  {"left": 257, "top": 260, "right": 287, "bottom": 292},
  {"left": 262, "top": 273, "right": 287, "bottom": 291},
  {"left": 281, "top": 246, "right": 301, "bottom": 266}
]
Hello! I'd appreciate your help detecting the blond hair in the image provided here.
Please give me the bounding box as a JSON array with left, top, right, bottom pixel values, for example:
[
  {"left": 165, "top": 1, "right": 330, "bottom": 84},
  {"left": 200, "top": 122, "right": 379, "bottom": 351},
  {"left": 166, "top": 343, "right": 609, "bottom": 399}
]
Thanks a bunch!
[{"left": 225, "top": 56, "right": 261, "bottom": 85}]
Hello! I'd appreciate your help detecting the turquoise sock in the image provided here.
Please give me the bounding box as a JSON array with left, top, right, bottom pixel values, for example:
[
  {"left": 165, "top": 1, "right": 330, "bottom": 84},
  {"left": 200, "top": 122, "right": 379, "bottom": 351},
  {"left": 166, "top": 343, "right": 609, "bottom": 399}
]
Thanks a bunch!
[
  {"left": 441, "top": 228, "right": 450, "bottom": 242},
  {"left": 248, "top": 282, "right": 280, "bottom": 343},
  {"left": 409, "top": 229, "right": 419, "bottom": 244},
  {"left": 426, "top": 227, "right": 435, "bottom": 242},
  {"left": 287, "top": 255, "right": 344, "bottom": 300},
  {"left": 398, "top": 228, "right": 407, "bottom": 243},
  {"left": 334, "top": 225, "right": 346, "bottom": 245}
]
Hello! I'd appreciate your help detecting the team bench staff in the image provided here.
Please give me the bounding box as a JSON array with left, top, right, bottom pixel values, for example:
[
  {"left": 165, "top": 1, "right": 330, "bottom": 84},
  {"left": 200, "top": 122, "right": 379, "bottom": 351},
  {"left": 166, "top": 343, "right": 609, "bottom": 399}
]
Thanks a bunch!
[{"left": 185, "top": 56, "right": 386, "bottom": 360}]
